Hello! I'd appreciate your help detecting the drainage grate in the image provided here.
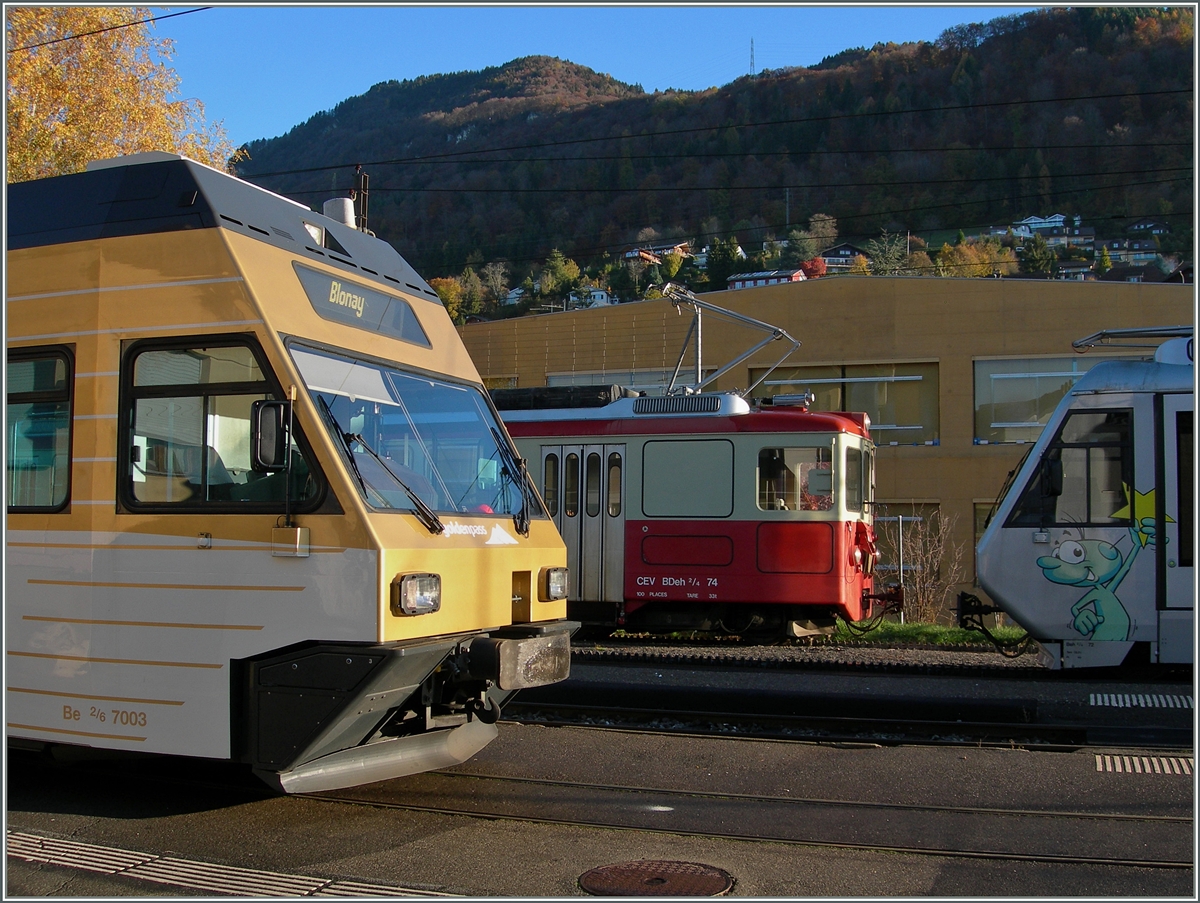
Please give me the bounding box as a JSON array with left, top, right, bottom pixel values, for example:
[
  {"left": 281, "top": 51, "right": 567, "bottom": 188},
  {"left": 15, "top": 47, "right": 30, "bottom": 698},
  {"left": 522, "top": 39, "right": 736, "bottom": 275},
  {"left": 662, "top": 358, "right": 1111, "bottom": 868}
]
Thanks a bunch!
[
  {"left": 1090, "top": 693, "right": 1193, "bottom": 708},
  {"left": 1096, "top": 755, "right": 1193, "bottom": 775},
  {"left": 579, "top": 860, "right": 734, "bottom": 896}
]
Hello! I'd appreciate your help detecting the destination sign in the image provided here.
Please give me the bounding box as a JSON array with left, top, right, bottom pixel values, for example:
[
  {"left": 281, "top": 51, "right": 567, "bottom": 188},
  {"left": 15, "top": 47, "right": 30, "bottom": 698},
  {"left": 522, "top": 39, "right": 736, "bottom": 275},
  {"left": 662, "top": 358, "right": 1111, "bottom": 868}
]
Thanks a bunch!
[{"left": 293, "top": 263, "right": 430, "bottom": 348}]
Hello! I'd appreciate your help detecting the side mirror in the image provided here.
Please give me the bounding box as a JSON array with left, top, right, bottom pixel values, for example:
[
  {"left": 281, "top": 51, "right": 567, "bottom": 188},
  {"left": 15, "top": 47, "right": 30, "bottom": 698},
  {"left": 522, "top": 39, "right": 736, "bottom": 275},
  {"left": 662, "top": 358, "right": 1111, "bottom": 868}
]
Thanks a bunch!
[
  {"left": 1042, "top": 457, "right": 1063, "bottom": 498},
  {"left": 251, "top": 400, "right": 290, "bottom": 472}
]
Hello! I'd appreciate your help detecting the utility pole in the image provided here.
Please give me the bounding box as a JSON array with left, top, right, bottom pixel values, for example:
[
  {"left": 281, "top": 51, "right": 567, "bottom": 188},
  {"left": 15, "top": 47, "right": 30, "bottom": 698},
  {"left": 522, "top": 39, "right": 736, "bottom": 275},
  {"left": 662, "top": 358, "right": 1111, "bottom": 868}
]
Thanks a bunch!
[
  {"left": 786, "top": 188, "right": 790, "bottom": 228},
  {"left": 750, "top": 38, "right": 755, "bottom": 77}
]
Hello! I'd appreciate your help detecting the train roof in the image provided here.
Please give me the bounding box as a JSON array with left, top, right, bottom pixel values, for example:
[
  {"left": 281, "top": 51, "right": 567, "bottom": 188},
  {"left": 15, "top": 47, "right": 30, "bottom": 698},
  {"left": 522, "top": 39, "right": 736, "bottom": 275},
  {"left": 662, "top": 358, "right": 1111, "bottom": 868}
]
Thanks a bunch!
[
  {"left": 495, "top": 387, "right": 871, "bottom": 438},
  {"left": 1070, "top": 355, "right": 1193, "bottom": 397},
  {"left": 6, "top": 152, "right": 441, "bottom": 305}
]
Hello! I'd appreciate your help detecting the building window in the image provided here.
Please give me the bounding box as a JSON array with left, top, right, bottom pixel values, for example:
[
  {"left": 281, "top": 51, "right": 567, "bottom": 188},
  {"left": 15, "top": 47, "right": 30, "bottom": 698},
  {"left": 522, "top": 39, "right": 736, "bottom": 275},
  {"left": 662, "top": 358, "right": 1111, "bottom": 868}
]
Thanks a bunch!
[
  {"left": 122, "top": 339, "right": 320, "bottom": 509},
  {"left": 974, "top": 356, "right": 1131, "bottom": 444},
  {"left": 755, "top": 362, "right": 939, "bottom": 445},
  {"left": 7, "top": 346, "right": 73, "bottom": 511}
]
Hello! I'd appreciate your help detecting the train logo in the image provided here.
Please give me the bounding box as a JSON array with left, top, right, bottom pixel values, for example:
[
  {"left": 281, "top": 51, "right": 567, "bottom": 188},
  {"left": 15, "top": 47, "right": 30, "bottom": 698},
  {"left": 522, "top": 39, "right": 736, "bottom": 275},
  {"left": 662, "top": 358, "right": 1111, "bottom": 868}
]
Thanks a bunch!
[{"left": 1034, "top": 487, "right": 1170, "bottom": 643}]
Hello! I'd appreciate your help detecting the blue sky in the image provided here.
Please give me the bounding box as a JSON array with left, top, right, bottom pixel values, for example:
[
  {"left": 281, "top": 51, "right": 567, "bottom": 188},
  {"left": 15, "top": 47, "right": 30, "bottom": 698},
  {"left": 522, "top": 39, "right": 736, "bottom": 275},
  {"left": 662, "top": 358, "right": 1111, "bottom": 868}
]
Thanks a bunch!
[{"left": 156, "top": 5, "right": 1034, "bottom": 148}]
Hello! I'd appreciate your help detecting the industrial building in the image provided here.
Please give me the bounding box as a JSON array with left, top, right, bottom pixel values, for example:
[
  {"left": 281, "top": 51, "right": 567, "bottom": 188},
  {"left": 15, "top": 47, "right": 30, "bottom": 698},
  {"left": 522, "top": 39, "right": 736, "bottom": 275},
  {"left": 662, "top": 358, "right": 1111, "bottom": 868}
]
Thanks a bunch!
[{"left": 460, "top": 275, "right": 1193, "bottom": 610}]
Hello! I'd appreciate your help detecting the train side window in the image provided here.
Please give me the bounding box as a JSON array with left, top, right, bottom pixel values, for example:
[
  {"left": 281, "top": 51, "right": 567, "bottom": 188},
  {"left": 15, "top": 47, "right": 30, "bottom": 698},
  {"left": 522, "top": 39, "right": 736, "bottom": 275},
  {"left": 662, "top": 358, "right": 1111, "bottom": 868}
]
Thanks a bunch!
[
  {"left": 7, "top": 347, "right": 73, "bottom": 511},
  {"left": 845, "top": 447, "right": 863, "bottom": 512},
  {"left": 1178, "top": 411, "right": 1193, "bottom": 568},
  {"left": 122, "top": 340, "right": 321, "bottom": 510},
  {"left": 1007, "top": 409, "right": 1132, "bottom": 527},
  {"left": 607, "top": 453, "right": 622, "bottom": 517},
  {"left": 543, "top": 453, "right": 559, "bottom": 517},
  {"left": 757, "top": 447, "right": 833, "bottom": 512},
  {"left": 564, "top": 452, "right": 579, "bottom": 517},
  {"left": 585, "top": 452, "right": 601, "bottom": 517}
]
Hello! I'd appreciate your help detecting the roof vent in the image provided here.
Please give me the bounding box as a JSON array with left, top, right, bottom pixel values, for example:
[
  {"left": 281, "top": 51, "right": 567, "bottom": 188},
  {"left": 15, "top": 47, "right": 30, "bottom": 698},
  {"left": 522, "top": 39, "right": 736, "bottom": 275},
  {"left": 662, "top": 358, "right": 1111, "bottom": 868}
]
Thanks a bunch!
[
  {"left": 323, "top": 197, "right": 356, "bottom": 229},
  {"left": 633, "top": 395, "right": 722, "bottom": 415}
]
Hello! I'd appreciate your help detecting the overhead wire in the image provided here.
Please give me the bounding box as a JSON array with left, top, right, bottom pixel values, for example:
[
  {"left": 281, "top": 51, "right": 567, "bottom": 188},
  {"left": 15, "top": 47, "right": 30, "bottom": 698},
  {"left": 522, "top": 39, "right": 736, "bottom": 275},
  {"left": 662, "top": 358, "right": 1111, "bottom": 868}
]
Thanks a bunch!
[
  {"left": 6, "top": 7, "right": 212, "bottom": 54},
  {"left": 237, "top": 87, "right": 1193, "bottom": 180},
  {"left": 276, "top": 165, "right": 1191, "bottom": 196}
]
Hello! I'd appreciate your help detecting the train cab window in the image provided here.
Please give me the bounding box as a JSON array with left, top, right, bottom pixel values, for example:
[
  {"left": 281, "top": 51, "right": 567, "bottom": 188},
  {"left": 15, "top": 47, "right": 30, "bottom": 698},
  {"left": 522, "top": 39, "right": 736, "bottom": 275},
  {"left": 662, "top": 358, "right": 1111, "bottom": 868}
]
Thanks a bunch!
[
  {"left": 607, "top": 453, "right": 622, "bottom": 517},
  {"left": 758, "top": 447, "right": 833, "bottom": 512},
  {"left": 1179, "top": 411, "right": 1193, "bottom": 568},
  {"left": 845, "top": 447, "right": 864, "bottom": 512},
  {"left": 564, "top": 453, "right": 579, "bottom": 517},
  {"left": 7, "top": 347, "right": 73, "bottom": 511},
  {"left": 1007, "top": 409, "right": 1132, "bottom": 527},
  {"left": 543, "top": 453, "right": 559, "bottom": 517},
  {"left": 123, "top": 341, "right": 320, "bottom": 509},
  {"left": 585, "top": 453, "right": 601, "bottom": 516}
]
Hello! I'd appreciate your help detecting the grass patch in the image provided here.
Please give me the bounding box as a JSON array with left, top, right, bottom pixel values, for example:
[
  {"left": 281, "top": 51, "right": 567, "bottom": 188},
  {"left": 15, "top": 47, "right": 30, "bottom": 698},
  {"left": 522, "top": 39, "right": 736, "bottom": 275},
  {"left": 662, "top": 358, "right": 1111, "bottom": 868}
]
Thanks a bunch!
[
  {"left": 604, "top": 621, "right": 1028, "bottom": 646},
  {"left": 834, "top": 620, "right": 1027, "bottom": 646}
]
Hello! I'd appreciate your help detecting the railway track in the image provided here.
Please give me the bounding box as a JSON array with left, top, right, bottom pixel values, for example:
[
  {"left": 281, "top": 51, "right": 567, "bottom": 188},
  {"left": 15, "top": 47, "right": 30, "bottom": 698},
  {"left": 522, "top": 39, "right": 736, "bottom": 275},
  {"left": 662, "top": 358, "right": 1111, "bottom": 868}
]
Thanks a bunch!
[
  {"left": 512, "top": 646, "right": 1195, "bottom": 750},
  {"left": 307, "top": 767, "right": 1193, "bottom": 871}
]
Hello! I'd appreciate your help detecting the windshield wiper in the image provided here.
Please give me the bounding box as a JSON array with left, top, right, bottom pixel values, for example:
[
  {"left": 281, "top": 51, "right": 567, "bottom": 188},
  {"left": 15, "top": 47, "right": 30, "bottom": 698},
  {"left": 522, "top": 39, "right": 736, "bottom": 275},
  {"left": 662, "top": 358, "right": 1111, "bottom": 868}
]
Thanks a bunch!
[
  {"left": 349, "top": 432, "right": 445, "bottom": 535},
  {"left": 491, "top": 427, "right": 531, "bottom": 537},
  {"left": 317, "top": 395, "right": 371, "bottom": 498},
  {"left": 316, "top": 395, "right": 444, "bottom": 534}
]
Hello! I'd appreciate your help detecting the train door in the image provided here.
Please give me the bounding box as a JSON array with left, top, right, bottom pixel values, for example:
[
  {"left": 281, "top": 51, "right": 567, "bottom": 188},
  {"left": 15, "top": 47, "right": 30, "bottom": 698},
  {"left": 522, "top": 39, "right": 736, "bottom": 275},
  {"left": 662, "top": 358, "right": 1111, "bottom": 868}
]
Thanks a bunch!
[
  {"left": 1158, "top": 394, "right": 1193, "bottom": 662},
  {"left": 539, "top": 444, "right": 625, "bottom": 602}
]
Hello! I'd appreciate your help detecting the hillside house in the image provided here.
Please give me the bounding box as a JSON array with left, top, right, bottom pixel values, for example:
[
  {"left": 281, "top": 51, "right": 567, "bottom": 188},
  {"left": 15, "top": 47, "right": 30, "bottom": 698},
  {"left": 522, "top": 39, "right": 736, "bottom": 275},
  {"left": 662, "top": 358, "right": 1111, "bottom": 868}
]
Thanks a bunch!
[
  {"left": 567, "top": 287, "right": 615, "bottom": 309},
  {"left": 622, "top": 241, "right": 692, "bottom": 266},
  {"left": 1128, "top": 218, "right": 1171, "bottom": 235},
  {"left": 821, "top": 242, "right": 870, "bottom": 273},
  {"left": 1097, "top": 238, "right": 1159, "bottom": 264},
  {"left": 727, "top": 269, "right": 806, "bottom": 290}
]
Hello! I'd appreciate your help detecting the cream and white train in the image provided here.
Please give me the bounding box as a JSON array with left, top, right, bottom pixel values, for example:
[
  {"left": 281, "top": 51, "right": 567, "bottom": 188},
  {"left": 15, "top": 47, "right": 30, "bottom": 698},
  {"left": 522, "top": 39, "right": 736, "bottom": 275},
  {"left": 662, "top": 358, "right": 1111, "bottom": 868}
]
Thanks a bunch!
[{"left": 6, "top": 153, "right": 574, "bottom": 792}]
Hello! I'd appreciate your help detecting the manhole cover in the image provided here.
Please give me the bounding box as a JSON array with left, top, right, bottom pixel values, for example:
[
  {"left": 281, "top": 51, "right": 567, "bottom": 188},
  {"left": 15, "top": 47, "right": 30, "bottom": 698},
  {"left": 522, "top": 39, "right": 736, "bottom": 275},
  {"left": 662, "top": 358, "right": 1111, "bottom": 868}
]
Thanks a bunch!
[{"left": 579, "top": 860, "right": 734, "bottom": 896}]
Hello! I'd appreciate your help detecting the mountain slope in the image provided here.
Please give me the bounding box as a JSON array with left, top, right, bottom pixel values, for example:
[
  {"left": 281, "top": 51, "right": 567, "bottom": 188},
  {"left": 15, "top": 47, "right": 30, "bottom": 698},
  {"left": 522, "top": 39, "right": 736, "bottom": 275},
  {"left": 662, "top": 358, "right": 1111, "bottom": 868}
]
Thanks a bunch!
[{"left": 236, "top": 8, "right": 1193, "bottom": 277}]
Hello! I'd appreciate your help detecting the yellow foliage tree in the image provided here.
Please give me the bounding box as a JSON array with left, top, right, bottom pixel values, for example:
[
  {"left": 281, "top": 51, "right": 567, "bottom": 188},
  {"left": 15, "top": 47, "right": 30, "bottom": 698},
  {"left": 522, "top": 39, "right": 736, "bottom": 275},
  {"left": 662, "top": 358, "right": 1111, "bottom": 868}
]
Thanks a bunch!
[{"left": 6, "top": 7, "right": 239, "bottom": 182}]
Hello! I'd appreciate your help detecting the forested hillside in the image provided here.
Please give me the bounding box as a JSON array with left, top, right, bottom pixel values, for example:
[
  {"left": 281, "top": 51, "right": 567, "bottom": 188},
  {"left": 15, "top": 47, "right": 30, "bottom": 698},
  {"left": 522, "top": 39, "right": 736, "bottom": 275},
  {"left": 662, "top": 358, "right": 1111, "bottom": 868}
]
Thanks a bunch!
[{"left": 236, "top": 7, "right": 1192, "bottom": 286}]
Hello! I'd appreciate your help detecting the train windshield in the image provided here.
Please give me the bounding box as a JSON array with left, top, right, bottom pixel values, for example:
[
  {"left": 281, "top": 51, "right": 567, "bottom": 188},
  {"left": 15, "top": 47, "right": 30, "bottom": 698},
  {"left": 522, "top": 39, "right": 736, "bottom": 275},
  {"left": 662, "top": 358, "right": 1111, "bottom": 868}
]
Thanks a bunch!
[{"left": 290, "top": 345, "right": 536, "bottom": 517}]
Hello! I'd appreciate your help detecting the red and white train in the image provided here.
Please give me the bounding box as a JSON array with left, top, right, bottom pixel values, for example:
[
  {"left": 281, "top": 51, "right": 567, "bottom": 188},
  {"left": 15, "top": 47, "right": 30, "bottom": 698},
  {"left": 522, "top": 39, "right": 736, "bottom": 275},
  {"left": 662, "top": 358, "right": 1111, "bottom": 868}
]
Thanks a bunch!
[{"left": 493, "top": 385, "right": 888, "bottom": 637}]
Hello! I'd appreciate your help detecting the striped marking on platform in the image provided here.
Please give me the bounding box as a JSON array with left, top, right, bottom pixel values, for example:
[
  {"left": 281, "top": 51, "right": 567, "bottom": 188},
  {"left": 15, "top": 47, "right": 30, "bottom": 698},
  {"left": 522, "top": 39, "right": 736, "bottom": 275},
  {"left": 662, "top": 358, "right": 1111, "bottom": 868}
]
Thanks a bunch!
[
  {"left": 1095, "top": 755, "right": 1194, "bottom": 775},
  {"left": 6, "top": 830, "right": 458, "bottom": 897},
  {"left": 1089, "top": 693, "right": 1194, "bottom": 709}
]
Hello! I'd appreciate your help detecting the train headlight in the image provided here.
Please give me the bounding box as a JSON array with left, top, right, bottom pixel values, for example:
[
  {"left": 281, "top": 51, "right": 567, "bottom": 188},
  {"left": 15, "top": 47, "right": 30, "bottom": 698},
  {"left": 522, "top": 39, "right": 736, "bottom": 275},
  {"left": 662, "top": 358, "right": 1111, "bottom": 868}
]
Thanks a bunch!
[
  {"left": 538, "top": 566, "right": 569, "bottom": 602},
  {"left": 392, "top": 573, "right": 441, "bottom": 615}
]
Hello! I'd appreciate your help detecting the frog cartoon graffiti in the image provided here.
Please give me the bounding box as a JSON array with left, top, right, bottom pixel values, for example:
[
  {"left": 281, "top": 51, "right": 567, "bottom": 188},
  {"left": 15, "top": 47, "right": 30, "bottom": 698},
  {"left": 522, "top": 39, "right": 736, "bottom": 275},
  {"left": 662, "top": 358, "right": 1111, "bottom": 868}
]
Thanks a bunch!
[{"left": 1037, "top": 511, "right": 1163, "bottom": 641}]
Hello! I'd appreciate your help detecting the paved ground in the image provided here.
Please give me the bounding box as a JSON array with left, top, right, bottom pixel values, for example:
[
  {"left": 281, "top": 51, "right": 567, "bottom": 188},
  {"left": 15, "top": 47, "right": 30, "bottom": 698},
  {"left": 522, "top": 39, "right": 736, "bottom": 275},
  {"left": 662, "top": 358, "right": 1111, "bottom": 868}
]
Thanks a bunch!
[{"left": 6, "top": 720, "right": 1193, "bottom": 897}]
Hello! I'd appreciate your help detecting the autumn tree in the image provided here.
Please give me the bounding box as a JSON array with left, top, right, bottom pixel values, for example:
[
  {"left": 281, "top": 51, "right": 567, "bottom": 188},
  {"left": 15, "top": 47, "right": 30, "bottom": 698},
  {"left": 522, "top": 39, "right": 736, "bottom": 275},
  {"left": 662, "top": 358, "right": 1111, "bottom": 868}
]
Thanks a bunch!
[
  {"left": 935, "top": 239, "right": 1018, "bottom": 277},
  {"left": 459, "top": 266, "right": 485, "bottom": 318},
  {"left": 6, "top": 7, "right": 238, "bottom": 182},
  {"left": 660, "top": 249, "right": 684, "bottom": 280},
  {"left": 539, "top": 249, "right": 581, "bottom": 304},
  {"left": 429, "top": 276, "right": 464, "bottom": 322},
  {"left": 798, "top": 257, "right": 827, "bottom": 279},
  {"left": 480, "top": 261, "right": 510, "bottom": 303}
]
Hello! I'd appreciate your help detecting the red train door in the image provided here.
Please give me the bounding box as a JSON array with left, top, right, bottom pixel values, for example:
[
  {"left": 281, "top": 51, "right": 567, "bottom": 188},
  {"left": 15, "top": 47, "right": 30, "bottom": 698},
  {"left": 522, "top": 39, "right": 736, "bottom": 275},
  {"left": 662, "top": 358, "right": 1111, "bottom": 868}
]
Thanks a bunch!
[{"left": 540, "top": 443, "right": 624, "bottom": 602}]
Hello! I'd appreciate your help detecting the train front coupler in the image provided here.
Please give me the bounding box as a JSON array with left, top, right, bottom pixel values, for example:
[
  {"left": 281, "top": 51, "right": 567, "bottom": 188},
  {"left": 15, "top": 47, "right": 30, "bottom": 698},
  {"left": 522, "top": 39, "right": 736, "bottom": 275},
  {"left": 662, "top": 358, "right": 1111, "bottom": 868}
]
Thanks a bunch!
[{"left": 862, "top": 582, "right": 904, "bottom": 617}]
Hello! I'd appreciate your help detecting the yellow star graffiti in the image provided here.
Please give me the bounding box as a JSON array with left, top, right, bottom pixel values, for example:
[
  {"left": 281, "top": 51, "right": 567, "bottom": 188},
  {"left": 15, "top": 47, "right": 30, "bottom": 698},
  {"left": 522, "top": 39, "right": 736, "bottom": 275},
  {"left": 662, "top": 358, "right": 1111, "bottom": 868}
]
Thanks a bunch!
[{"left": 1110, "top": 485, "right": 1174, "bottom": 546}]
